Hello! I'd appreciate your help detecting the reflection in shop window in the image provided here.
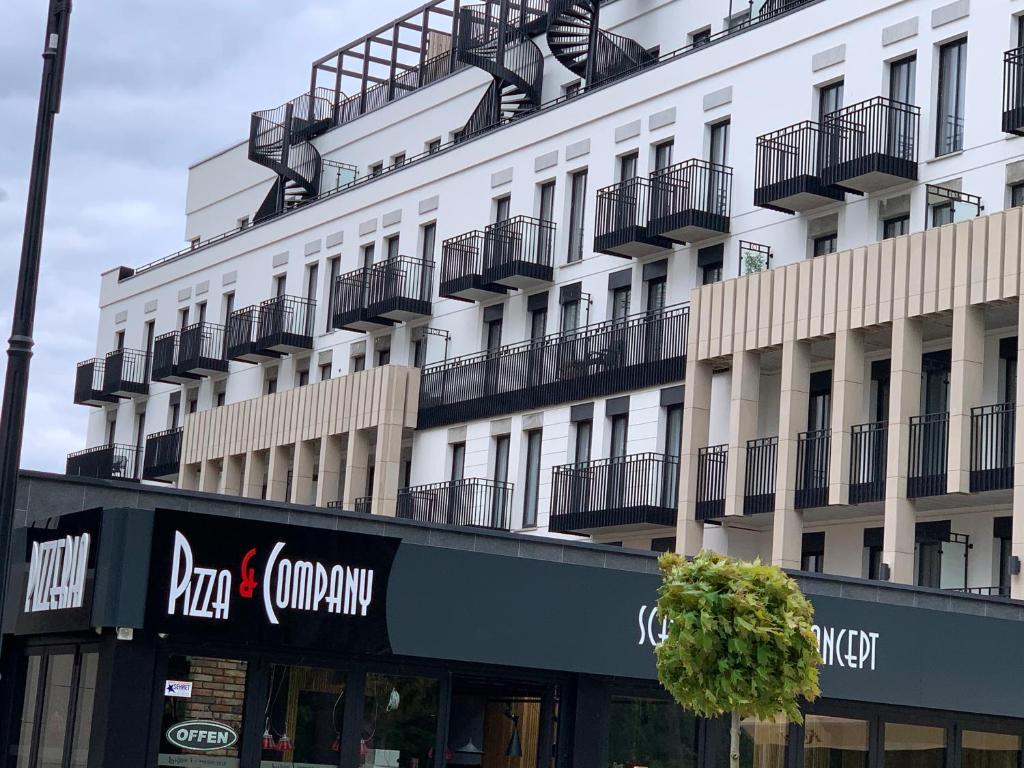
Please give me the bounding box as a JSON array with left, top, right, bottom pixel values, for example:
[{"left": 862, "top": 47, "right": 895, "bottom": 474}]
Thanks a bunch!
[
  {"left": 261, "top": 664, "right": 347, "bottom": 767},
  {"left": 885, "top": 723, "right": 946, "bottom": 768},
  {"left": 608, "top": 696, "right": 697, "bottom": 768},
  {"left": 362, "top": 673, "right": 438, "bottom": 767},
  {"left": 739, "top": 717, "right": 788, "bottom": 768},
  {"left": 159, "top": 655, "right": 247, "bottom": 768},
  {"left": 803, "top": 715, "right": 868, "bottom": 768},
  {"left": 962, "top": 731, "right": 1022, "bottom": 768}
]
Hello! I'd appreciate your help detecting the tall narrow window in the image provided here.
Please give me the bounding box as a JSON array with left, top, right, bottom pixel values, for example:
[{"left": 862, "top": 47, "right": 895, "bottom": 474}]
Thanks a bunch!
[
  {"left": 817, "top": 80, "right": 844, "bottom": 119},
  {"left": 450, "top": 442, "right": 466, "bottom": 481},
  {"left": 890, "top": 55, "right": 916, "bottom": 104},
  {"left": 539, "top": 181, "right": 556, "bottom": 222},
  {"left": 574, "top": 419, "right": 592, "bottom": 464},
  {"left": 485, "top": 316, "right": 502, "bottom": 351},
  {"left": 611, "top": 285, "right": 631, "bottom": 320},
  {"left": 177, "top": 308, "right": 189, "bottom": 331},
  {"left": 567, "top": 169, "right": 588, "bottom": 262},
  {"left": 610, "top": 414, "right": 629, "bottom": 458},
  {"left": 195, "top": 302, "right": 207, "bottom": 325},
  {"left": 305, "top": 262, "right": 318, "bottom": 303},
  {"left": 523, "top": 429, "right": 542, "bottom": 528},
  {"left": 133, "top": 408, "right": 146, "bottom": 477},
  {"left": 561, "top": 299, "right": 581, "bottom": 332},
  {"left": 619, "top": 152, "right": 639, "bottom": 181},
  {"left": 530, "top": 304, "right": 547, "bottom": 341},
  {"left": 222, "top": 292, "right": 235, "bottom": 324},
  {"left": 421, "top": 223, "right": 436, "bottom": 262},
  {"left": 493, "top": 434, "right": 510, "bottom": 486},
  {"left": 325, "top": 257, "right": 339, "bottom": 331},
  {"left": 646, "top": 275, "right": 666, "bottom": 312},
  {"left": 709, "top": 120, "right": 730, "bottom": 166},
  {"left": 494, "top": 195, "right": 511, "bottom": 224},
  {"left": 661, "top": 403, "right": 683, "bottom": 507},
  {"left": 386, "top": 234, "right": 400, "bottom": 261},
  {"left": 883, "top": 214, "right": 910, "bottom": 239},
  {"left": 361, "top": 243, "right": 375, "bottom": 269},
  {"left": 936, "top": 38, "right": 968, "bottom": 156},
  {"left": 274, "top": 274, "right": 287, "bottom": 297},
  {"left": 654, "top": 140, "right": 674, "bottom": 171}
]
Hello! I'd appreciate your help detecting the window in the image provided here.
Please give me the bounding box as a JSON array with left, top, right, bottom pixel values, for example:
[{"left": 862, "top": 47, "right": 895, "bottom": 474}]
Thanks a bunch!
[
  {"left": 392, "top": 152, "right": 406, "bottom": 167},
  {"left": 427, "top": 138, "right": 441, "bottom": 154},
  {"left": 817, "top": 79, "right": 844, "bottom": 119},
  {"left": 222, "top": 291, "right": 235, "bottom": 324},
  {"left": 351, "top": 354, "right": 365, "bottom": 373},
  {"left": 494, "top": 195, "right": 511, "bottom": 224},
  {"left": 561, "top": 298, "right": 581, "bottom": 332},
  {"left": 264, "top": 368, "right": 278, "bottom": 395},
  {"left": 106, "top": 414, "right": 117, "bottom": 446},
  {"left": 169, "top": 401, "right": 180, "bottom": 429},
  {"left": 804, "top": 716, "right": 869, "bottom": 768},
  {"left": 493, "top": 434, "right": 510, "bottom": 486},
  {"left": 691, "top": 27, "right": 712, "bottom": 47},
  {"left": 192, "top": 302, "right": 206, "bottom": 326},
  {"left": 319, "top": 362, "right": 331, "bottom": 381},
  {"left": 369, "top": 161, "right": 383, "bottom": 177},
  {"left": 134, "top": 408, "right": 146, "bottom": 476},
  {"left": 563, "top": 80, "right": 581, "bottom": 97},
  {"left": 386, "top": 234, "right": 400, "bottom": 261},
  {"left": 529, "top": 304, "right": 547, "bottom": 341},
  {"left": 1013, "top": 182, "right": 1024, "bottom": 208},
  {"left": 662, "top": 403, "right": 682, "bottom": 506},
  {"left": 609, "top": 696, "right": 697, "bottom": 768},
  {"left": 187, "top": 391, "right": 198, "bottom": 414},
  {"left": 177, "top": 308, "right": 189, "bottom": 331},
  {"left": 237, "top": 215, "right": 250, "bottom": 229},
  {"left": 890, "top": 54, "right": 916, "bottom": 104},
  {"left": 653, "top": 139, "right": 674, "bottom": 172},
  {"left": 619, "top": 151, "right": 639, "bottom": 182},
  {"left": 699, "top": 244, "right": 724, "bottom": 285},
  {"left": 727, "top": 10, "right": 749, "bottom": 30},
  {"left": 611, "top": 285, "right": 631, "bottom": 320},
  {"left": 376, "top": 347, "right": 391, "bottom": 367},
  {"left": 189, "top": 236, "right": 201, "bottom": 250},
  {"left": 485, "top": 315, "right": 503, "bottom": 351},
  {"left": 864, "top": 528, "right": 884, "bottom": 579},
  {"left": 610, "top": 413, "right": 629, "bottom": 458},
  {"left": 646, "top": 275, "right": 666, "bottom": 312},
  {"left": 885, "top": 723, "right": 946, "bottom": 768},
  {"left": 801, "top": 532, "right": 825, "bottom": 573},
  {"left": 260, "top": 663, "right": 345, "bottom": 766},
  {"left": 709, "top": 120, "right": 730, "bottom": 166},
  {"left": 930, "top": 199, "right": 954, "bottom": 228},
  {"left": 813, "top": 233, "right": 838, "bottom": 258},
  {"left": 883, "top": 214, "right": 910, "bottom": 239},
  {"left": 523, "top": 429, "right": 542, "bottom": 528},
  {"left": 362, "top": 674, "right": 438, "bottom": 767},
  {"left": 450, "top": 441, "right": 466, "bottom": 481},
  {"left": 538, "top": 180, "right": 556, "bottom": 222},
  {"left": 296, "top": 361, "right": 310, "bottom": 387},
  {"left": 651, "top": 537, "right": 676, "bottom": 553},
  {"left": 305, "top": 262, "right": 318, "bottom": 303},
  {"left": 421, "top": 222, "right": 436, "bottom": 263},
  {"left": 963, "top": 732, "right": 1022, "bottom": 768},
  {"left": 412, "top": 337, "right": 426, "bottom": 368},
  {"left": 325, "top": 256, "right": 340, "bottom": 331},
  {"left": 273, "top": 274, "right": 287, "bottom": 297},
  {"left": 574, "top": 419, "right": 592, "bottom": 464},
  {"left": 567, "top": 169, "right": 588, "bottom": 262},
  {"left": 160, "top": 655, "right": 246, "bottom": 767},
  {"left": 215, "top": 383, "right": 226, "bottom": 407},
  {"left": 936, "top": 38, "right": 968, "bottom": 155}
]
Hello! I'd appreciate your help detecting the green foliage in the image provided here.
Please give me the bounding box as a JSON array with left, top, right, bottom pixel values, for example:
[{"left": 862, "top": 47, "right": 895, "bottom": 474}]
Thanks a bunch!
[{"left": 655, "top": 551, "right": 821, "bottom": 724}]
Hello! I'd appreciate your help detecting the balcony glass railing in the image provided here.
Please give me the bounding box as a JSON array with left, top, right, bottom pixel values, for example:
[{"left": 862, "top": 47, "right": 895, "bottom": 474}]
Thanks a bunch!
[{"left": 419, "top": 304, "right": 688, "bottom": 428}]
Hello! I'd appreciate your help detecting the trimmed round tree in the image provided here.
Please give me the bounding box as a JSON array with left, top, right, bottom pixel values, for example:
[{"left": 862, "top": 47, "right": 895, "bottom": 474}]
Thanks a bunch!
[{"left": 656, "top": 551, "right": 822, "bottom": 768}]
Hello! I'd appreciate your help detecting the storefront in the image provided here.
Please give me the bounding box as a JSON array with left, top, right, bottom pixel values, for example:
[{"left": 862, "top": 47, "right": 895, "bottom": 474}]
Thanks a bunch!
[{"left": 4, "top": 481, "right": 1024, "bottom": 768}]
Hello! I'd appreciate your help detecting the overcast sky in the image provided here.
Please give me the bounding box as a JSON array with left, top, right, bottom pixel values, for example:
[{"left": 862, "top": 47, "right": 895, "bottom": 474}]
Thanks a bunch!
[{"left": 0, "top": 0, "right": 411, "bottom": 472}]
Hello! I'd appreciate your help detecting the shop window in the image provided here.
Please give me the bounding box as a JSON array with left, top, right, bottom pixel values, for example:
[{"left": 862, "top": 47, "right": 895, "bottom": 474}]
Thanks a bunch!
[
  {"left": 608, "top": 696, "right": 698, "bottom": 768},
  {"left": 884, "top": 723, "right": 946, "bottom": 768},
  {"left": 159, "top": 655, "right": 247, "bottom": 767},
  {"left": 261, "top": 664, "right": 347, "bottom": 767},
  {"left": 962, "top": 731, "right": 1022, "bottom": 768},
  {"left": 803, "top": 715, "right": 869, "bottom": 768},
  {"left": 449, "top": 679, "right": 552, "bottom": 764},
  {"left": 362, "top": 673, "right": 439, "bottom": 767}
]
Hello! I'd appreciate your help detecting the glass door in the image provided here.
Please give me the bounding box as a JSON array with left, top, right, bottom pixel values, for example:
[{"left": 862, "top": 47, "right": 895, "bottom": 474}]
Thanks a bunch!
[{"left": 608, "top": 414, "right": 629, "bottom": 510}]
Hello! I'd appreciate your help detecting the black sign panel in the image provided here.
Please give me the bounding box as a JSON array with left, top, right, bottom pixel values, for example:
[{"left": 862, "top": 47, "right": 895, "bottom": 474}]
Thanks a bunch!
[
  {"left": 147, "top": 512, "right": 398, "bottom": 652},
  {"left": 15, "top": 511, "right": 101, "bottom": 635}
]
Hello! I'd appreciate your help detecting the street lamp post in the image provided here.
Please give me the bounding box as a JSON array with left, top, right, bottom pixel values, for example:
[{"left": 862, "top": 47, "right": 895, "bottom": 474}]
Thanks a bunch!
[{"left": 0, "top": 0, "right": 73, "bottom": 658}]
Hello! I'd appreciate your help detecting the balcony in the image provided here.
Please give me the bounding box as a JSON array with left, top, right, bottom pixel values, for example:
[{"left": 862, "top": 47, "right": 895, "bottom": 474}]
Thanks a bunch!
[
  {"left": 908, "top": 412, "right": 949, "bottom": 498},
  {"left": 66, "top": 444, "right": 139, "bottom": 481},
  {"left": 970, "top": 403, "right": 1015, "bottom": 493},
  {"left": 695, "top": 445, "right": 727, "bottom": 521},
  {"left": 226, "top": 306, "right": 278, "bottom": 363},
  {"left": 795, "top": 429, "right": 830, "bottom": 509},
  {"left": 142, "top": 427, "right": 182, "bottom": 482},
  {"left": 849, "top": 421, "right": 887, "bottom": 504},
  {"left": 744, "top": 437, "right": 777, "bottom": 515},
  {"left": 820, "top": 97, "right": 920, "bottom": 194},
  {"left": 332, "top": 267, "right": 392, "bottom": 332},
  {"left": 73, "top": 359, "right": 115, "bottom": 406},
  {"left": 396, "top": 478, "right": 513, "bottom": 531},
  {"left": 152, "top": 332, "right": 195, "bottom": 384},
  {"left": 439, "top": 231, "right": 509, "bottom": 302},
  {"left": 549, "top": 453, "right": 679, "bottom": 535},
  {"left": 332, "top": 258, "right": 434, "bottom": 331},
  {"left": 646, "top": 159, "right": 732, "bottom": 243},
  {"left": 419, "top": 304, "right": 688, "bottom": 428},
  {"left": 103, "top": 348, "right": 150, "bottom": 398},
  {"left": 178, "top": 322, "right": 229, "bottom": 376},
  {"left": 1003, "top": 47, "right": 1024, "bottom": 136},
  {"left": 481, "top": 215, "right": 556, "bottom": 289},
  {"left": 227, "top": 296, "right": 315, "bottom": 362},
  {"left": 754, "top": 121, "right": 846, "bottom": 214},
  {"left": 593, "top": 177, "right": 673, "bottom": 258}
]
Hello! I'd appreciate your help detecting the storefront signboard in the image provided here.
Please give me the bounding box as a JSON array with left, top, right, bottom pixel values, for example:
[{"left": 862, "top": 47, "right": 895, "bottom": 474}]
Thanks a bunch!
[{"left": 165, "top": 720, "right": 238, "bottom": 752}]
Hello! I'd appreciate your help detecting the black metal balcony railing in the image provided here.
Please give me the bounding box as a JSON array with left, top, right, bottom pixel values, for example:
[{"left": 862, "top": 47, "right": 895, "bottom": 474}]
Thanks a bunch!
[
  {"left": 102, "top": 348, "right": 150, "bottom": 398},
  {"left": 549, "top": 453, "right": 679, "bottom": 534},
  {"left": 1003, "top": 47, "right": 1024, "bottom": 136},
  {"left": 178, "top": 322, "right": 229, "bottom": 376},
  {"left": 396, "top": 478, "right": 513, "bottom": 531},
  {"left": 142, "top": 427, "right": 183, "bottom": 482},
  {"left": 66, "top": 444, "right": 139, "bottom": 481},
  {"left": 332, "top": 267, "right": 389, "bottom": 332},
  {"left": 73, "top": 359, "right": 115, "bottom": 406},
  {"left": 419, "top": 304, "right": 688, "bottom": 428},
  {"left": 354, "top": 496, "right": 372, "bottom": 515},
  {"left": 481, "top": 215, "right": 556, "bottom": 289},
  {"left": 954, "top": 586, "right": 1012, "bottom": 598},
  {"left": 439, "top": 230, "right": 509, "bottom": 302},
  {"left": 365, "top": 256, "right": 434, "bottom": 323},
  {"left": 695, "top": 445, "right": 727, "bottom": 521},
  {"left": 970, "top": 403, "right": 1015, "bottom": 493},
  {"left": 593, "top": 176, "right": 674, "bottom": 258},
  {"left": 226, "top": 306, "right": 278, "bottom": 363},
  {"left": 256, "top": 295, "right": 315, "bottom": 354},
  {"left": 744, "top": 437, "right": 777, "bottom": 515},
  {"left": 646, "top": 159, "right": 732, "bottom": 243},
  {"left": 820, "top": 97, "right": 920, "bottom": 193},
  {"left": 849, "top": 421, "right": 887, "bottom": 504},
  {"left": 908, "top": 412, "right": 949, "bottom": 498},
  {"left": 151, "top": 331, "right": 194, "bottom": 384},
  {"left": 795, "top": 429, "right": 831, "bottom": 509},
  {"left": 754, "top": 121, "right": 845, "bottom": 214}
]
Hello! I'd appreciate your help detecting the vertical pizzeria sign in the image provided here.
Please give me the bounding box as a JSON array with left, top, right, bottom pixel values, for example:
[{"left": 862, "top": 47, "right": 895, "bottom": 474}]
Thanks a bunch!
[{"left": 147, "top": 512, "right": 399, "bottom": 652}]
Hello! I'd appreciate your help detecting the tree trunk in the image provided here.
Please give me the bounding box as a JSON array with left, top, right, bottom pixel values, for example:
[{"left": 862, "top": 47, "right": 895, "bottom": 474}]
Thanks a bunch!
[{"left": 730, "top": 710, "right": 741, "bottom": 768}]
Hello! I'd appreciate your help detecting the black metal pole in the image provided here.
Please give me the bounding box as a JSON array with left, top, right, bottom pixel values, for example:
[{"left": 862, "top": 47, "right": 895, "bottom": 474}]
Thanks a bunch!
[{"left": 0, "top": 0, "right": 73, "bottom": 659}]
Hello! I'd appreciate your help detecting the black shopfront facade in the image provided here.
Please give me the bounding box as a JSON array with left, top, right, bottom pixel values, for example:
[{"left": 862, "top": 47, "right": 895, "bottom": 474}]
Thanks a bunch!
[{"left": 5, "top": 478, "right": 1024, "bottom": 768}]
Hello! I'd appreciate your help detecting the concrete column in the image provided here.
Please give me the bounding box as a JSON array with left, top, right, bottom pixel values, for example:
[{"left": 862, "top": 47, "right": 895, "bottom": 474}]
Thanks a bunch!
[
  {"left": 266, "top": 445, "right": 293, "bottom": 502},
  {"left": 372, "top": 423, "right": 405, "bottom": 518},
  {"left": 724, "top": 351, "right": 760, "bottom": 518},
  {"left": 772, "top": 340, "right": 810, "bottom": 569},
  {"left": 315, "top": 434, "right": 344, "bottom": 507},
  {"left": 179, "top": 463, "right": 200, "bottom": 491},
  {"left": 677, "top": 358, "right": 713, "bottom": 556},
  {"left": 219, "top": 454, "right": 244, "bottom": 497},
  {"left": 343, "top": 429, "right": 372, "bottom": 509},
  {"left": 290, "top": 439, "right": 318, "bottom": 505},
  {"left": 829, "top": 328, "right": 866, "bottom": 506},
  {"left": 199, "top": 459, "right": 221, "bottom": 494},
  {"left": 1011, "top": 304, "right": 1024, "bottom": 599},
  {"left": 241, "top": 450, "right": 267, "bottom": 499},
  {"left": 884, "top": 316, "right": 923, "bottom": 584},
  {"left": 947, "top": 304, "right": 985, "bottom": 494}
]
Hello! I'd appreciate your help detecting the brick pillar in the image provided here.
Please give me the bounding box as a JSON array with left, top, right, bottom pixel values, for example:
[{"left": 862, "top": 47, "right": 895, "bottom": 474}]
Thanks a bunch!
[{"left": 772, "top": 339, "right": 810, "bottom": 570}]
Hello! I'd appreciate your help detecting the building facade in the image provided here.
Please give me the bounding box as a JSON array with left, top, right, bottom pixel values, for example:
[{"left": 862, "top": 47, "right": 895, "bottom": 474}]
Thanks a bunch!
[{"left": 68, "top": 1, "right": 1024, "bottom": 590}]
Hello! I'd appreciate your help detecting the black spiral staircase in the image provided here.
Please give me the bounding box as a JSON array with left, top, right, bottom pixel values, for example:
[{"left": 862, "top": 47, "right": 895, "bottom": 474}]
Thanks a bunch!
[
  {"left": 546, "top": 0, "right": 656, "bottom": 87},
  {"left": 250, "top": 88, "right": 335, "bottom": 223},
  {"left": 454, "top": 1, "right": 548, "bottom": 142}
]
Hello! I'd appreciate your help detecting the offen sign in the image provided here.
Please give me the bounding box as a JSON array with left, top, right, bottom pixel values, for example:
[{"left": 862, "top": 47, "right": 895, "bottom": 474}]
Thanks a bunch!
[{"left": 165, "top": 720, "right": 238, "bottom": 752}]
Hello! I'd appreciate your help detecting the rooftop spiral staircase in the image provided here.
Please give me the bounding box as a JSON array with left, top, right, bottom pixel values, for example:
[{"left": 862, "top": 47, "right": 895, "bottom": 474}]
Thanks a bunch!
[
  {"left": 249, "top": 88, "right": 335, "bottom": 222},
  {"left": 546, "top": 0, "right": 656, "bottom": 86},
  {"left": 453, "top": 1, "right": 548, "bottom": 142}
]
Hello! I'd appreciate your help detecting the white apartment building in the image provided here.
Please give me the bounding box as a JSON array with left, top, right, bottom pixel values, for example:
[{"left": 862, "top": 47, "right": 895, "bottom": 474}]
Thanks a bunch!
[{"left": 69, "top": 0, "right": 1024, "bottom": 593}]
